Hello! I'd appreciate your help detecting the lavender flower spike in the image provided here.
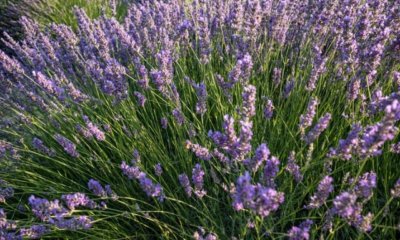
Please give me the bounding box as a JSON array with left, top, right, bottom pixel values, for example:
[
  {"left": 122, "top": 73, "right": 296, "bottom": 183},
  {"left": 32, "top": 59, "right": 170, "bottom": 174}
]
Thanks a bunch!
[
  {"left": 303, "top": 113, "right": 332, "bottom": 145},
  {"left": 179, "top": 174, "right": 192, "bottom": 197},
  {"left": 192, "top": 163, "right": 206, "bottom": 198},
  {"left": 54, "top": 134, "right": 79, "bottom": 158},
  {"left": 287, "top": 220, "right": 313, "bottom": 240},
  {"left": 307, "top": 176, "right": 334, "bottom": 209},
  {"left": 299, "top": 98, "right": 319, "bottom": 134}
]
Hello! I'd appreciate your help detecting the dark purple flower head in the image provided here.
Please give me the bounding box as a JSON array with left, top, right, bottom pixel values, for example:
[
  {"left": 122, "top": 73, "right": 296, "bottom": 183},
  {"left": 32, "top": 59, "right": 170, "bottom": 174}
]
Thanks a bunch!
[
  {"left": 192, "top": 163, "right": 206, "bottom": 198},
  {"left": 88, "top": 179, "right": 106, "bottom": 197},
  {"left": 307, "top": 176, "right": 334, "bottom": 209},
  {"left": 354, "top": 172, "right": 377, "bottom": 199},
  {"left": 179, "top": 174, "right": 192, "bottom": 197},
  {"left": 287, "top": 219, "right": 313, "bottom": 240},
  {"left": 54, "top": 134, "right": 79, "bottom": 158},
  {"left": 244, "top": 143, "right": 270, "bottom": 172},
  {"left": 186, "top": 140, "right": 212, "bottom": 161},
  {"left": 285, "top": 151, "right": 303, "bottom": 183},
  {"left": 134, "top": 91, "right": 147, "bottom": 107},
  {"left": 263, "top": 156, "right": 280, "bottom": 188},
  {"left": 303, "top": 113, "right": 332, "bottom": 145},
  {"left": 241, "top": 84, "right": 257, "bottom": 119},
  {"left": 299, "top": 98, "right": 319, "bottom": 134},
  {"left": 172, "top": 108, "right": 185, "bottom": 126},
  {"left": 154, "top": 163, "right": 163, "bottom": 176},
  {"left": 61, "top": 193, "right": 96, "bottom": 210}
]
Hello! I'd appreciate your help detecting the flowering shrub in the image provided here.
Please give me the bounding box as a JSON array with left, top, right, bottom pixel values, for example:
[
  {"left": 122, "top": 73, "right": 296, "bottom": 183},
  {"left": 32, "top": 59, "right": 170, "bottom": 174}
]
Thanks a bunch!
[{"left": 0, "top": 0, "right": 400, "bottom": 239}]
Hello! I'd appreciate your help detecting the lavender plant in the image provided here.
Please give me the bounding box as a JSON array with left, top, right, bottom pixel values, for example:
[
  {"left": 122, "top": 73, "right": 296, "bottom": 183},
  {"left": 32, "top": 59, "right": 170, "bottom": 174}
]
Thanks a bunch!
[{"left": 0, "top": 0, "right": 400, "bottom": 239}]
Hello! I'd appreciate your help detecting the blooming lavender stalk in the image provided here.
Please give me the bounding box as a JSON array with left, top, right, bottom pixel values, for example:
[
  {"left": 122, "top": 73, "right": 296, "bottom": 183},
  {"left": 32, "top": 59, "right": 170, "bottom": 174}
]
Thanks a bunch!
[
  {"left": 332, "top": 191, "right": 373, "bottom": 232},
  {"left": 179, "top": 174, "right": 192, "bottom": 197},
  {"left": 185, "top": 77, "right": 208, "bottom": 115},
  {"left": 20, "top": 225, "right": 48, "bottom": 239},
  {"left": 88, "top": 179, "right": 106, "bottom": 197},
  {"left": 263, "top": 98, "right": 274, "bottom": 119},
  {"left": 303, "top": 113, "right": 332, "bottom": 145},
  {"left": 54, "top": 134, "right": 79, "bottom": 158},
  {"left": 172, "top": 108, "right": 185, "bottom": 126},
  {"left": 285, "top": 151, "right": 303, "bottom": 183},
  {"left": 192, "top": 164, "right": 206, "bottom": 198},
  {"left": 83, "top": 116, "right": 105, "bottom": 141},
  {"left": 244, "top": 143, "right": 270, "bottom": 172},
  {"left": 299, "top": 98, "right": 319, "bottom": 135},
  {"left": 134, "top": 91, "right": 147, "bottom": 107},
  {"left": 358, "top": 100, "right": 399, "bottom": 158},
  {"left": 307, "top": 176, "right": 334, "bottom": 209},
  {"left": 328, "top": 124, "right": 362, "bottom": 160},
  {"left": 263, "top": 156, "right": 280, "bottom": 188},
  {"left": 232, "top": 171, "right": 256, "bottom": 211},
  {"left": 287, "top": 220, "right": 313, "bottom": 240},
  {"left": 241, "top": 84, "right": 257, "bottom": 119},
  {"left": 272, "top": 67, "right": 282, "bottom": 86},
  {"left": 283, "top": 79, "right": 295, "bottom": 99},
  {"left": 354, "top": 172, "right": 377, "bottom": 199},
  {"left": 154, "top": 163, "right": 163, "bottom": 176},
  {"left": 61, "top": 193, "right": 96, "bottom": 210},
  {"left": 138, "top": 173, "right": 165, "bottom": 202},
  {"left": 186, "top": 140, "right": 212, "bottom": 161},
  {"left": 32, "top": 137, "right": 55, "bottom": 156}
]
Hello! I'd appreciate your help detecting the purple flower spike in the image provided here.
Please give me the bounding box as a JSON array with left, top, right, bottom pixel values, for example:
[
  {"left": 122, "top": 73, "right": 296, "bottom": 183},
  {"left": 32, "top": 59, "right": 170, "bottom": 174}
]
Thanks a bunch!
[
  {"left": 54, "top": 134, "right": 79, "bottom": 158},
  {"left": 288, "top": 220, "right": 313, "bottom": 240},
  {"left": 179, "top": 174, "right": 192, "bottom": 197},
  {"left": 307, "top": 176, "right": 334, "bottom": 209}
]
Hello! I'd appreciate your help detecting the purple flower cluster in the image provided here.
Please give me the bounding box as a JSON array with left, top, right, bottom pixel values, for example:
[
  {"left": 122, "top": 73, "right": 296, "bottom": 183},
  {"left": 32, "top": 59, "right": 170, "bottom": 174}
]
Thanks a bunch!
[
  {"left": 263, "top": 98, "right": 274, "bottom": 120},
  {"left": 79, "top": 115, "right": 106, "bottom": 141},
  {"left": 154, "top": 163, "right": 163, "bottom": 176},
  {"left": 241, "top": 84, "right": 257, "bottom": 119},
  {"left": 244, "top": 143, "right": 270, "bottom": 172},
  {"left": 299, "top": 98, "right": 319, "bottom": 135},
  {"left": 285, "top": 151, "right": 303, "bottom": 183},
  {"left": 134, "top": 91, "right": 147, "bottom": 107},
  {"left": 32, "top": 137, "right": 55, "bottom": 157},
  {"left": 28, "top": 195, "right": 94, "bottom": 231},
  {"left": 88, "top": 179, "right": 118, "bottom": 200},
  {"left": 328, "top": 124, "right": 362, "bottom": 160},
  {"left": 178, "top": 174, "right": 193, "bottom": 197},
  {"left": 186, "top": 140, "right": 212, "bottom": 161},
  {"left": 354, "top": 172, "right": 377, "bottom": 199},
  {"left": 232, "top": 172, "right": 284, "bottom": 217},
  {"left": 332, "top": 192, "right": 373, "bottom": 232},
  {"left": 54, "top": 134, "right": 79, "bottom": 158},
  {"left": 192, "top": 164, "right": 207, "bottom": 198},
  {"left": 307, "top": 176, "right": 334, "bottom": 209},
  {"left": 303, "top": 113, "right": 332, "bottom": 145},
  {"left": 185, "top": 77, "right": 208, "bottom": 115},
  {"left": 287, "top": 219, "right": 313, "bottom": 240},
  {"left": 120, "top": 161, "right": 165, "bottom": 202}
]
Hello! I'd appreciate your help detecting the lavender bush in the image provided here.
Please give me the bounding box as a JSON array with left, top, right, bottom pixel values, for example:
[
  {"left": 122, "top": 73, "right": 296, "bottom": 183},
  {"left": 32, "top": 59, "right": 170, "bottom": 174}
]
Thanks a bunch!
[{"left": 0, "top": 0, "right": 400, "bottom": 239}]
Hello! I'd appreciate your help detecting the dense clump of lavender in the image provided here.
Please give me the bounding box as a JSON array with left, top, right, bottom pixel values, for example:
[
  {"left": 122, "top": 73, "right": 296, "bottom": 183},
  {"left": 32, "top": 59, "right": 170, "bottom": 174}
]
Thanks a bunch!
[
  {"left": 232, "top": 172, "right": 284, "bottom": 217},
  {"left": 0, "top": 0, "right": 400, "bottom": 238}
]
